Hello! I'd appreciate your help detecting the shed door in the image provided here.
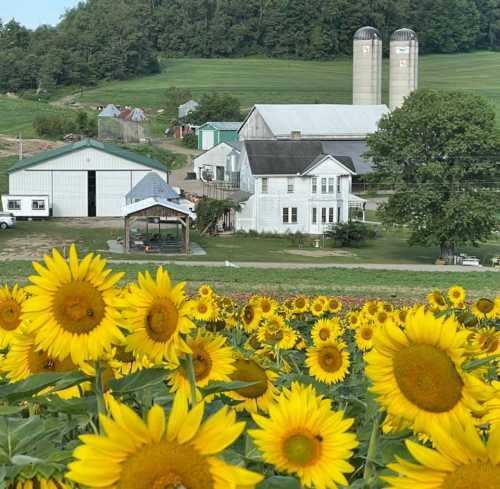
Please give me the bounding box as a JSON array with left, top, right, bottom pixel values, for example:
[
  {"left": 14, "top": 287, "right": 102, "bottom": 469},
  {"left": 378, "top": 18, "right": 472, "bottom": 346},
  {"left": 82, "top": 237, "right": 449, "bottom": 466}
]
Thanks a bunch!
[{"left": 202, "top": 130, "right": 215, "bottom": 150}]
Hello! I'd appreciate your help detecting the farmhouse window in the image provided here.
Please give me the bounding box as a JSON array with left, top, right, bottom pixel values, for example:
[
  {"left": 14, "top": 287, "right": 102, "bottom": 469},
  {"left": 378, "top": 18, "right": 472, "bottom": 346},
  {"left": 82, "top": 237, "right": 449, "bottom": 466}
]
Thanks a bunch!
[
  {"left": 329, "top": 207, "right": 334, "bottom": 223},
  {"left": 32, "top": 200, "right": 45, "bottom": 210},
  {"left": 328, "top": 177, "right": 335, "bottom": 193},
  {"left": 282, "top": 207, "right": 289, "bottom": 223},
  {"left": 283, "top": 207, "right": 298, "bottom": 224},
  {"left": 312, "top": 207, "right": 317, "bottom": 224},
  {"left": 321, "top": 178, "right": 327, "bottom": 193},
  {"left": 291, "top": 207, "right": 297, "bottom": 223},
  {"left": 7, "top": 200, "right": 21, "bottom": 210},
  {"left": 312, "top": 177, "right": 317, "bottom": 193},
  {"left": 337, "top": 178, "right": 342, "bottom": 194},
  {"left": 337, "top": 207, "right": 342, "bottom": 222},
  {"left": 287, "top": 177, "right": 295, "bottom": 193},
  {"left": 262, "top": 178, "right": 268, "bottom": 193},
  {"left": 321, "top": 207, "right": 326, "bottom": 224}
]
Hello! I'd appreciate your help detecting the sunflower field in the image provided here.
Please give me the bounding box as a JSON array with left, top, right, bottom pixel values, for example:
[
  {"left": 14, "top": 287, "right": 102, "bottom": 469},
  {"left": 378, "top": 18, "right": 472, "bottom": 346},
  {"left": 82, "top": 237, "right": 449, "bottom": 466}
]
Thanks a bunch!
[{"left": 0, "top": 245, "right": 500, "bottom": 489}]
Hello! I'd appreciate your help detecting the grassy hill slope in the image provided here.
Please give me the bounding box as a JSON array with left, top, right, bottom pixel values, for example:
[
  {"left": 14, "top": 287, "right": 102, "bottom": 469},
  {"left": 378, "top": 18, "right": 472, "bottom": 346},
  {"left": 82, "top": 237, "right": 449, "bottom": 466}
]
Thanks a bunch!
[{"left": 76, "top": 51, "right": 500, "bottom": 120}]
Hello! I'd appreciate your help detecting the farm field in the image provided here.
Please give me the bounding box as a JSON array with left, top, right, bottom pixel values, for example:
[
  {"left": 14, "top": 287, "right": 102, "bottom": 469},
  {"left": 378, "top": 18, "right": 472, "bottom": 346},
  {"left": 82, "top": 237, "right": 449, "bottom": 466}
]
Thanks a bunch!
[
  {"left": 0, "top": 246, "right": 498, "bottom": 488},
  {"left": 74, "top": 51, "right": 500, "bottom": 120}
]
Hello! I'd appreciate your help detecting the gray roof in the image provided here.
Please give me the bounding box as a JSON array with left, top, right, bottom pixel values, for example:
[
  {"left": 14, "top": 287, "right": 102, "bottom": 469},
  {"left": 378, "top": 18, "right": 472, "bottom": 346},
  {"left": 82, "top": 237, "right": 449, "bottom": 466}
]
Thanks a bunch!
[
  {"left": 320, "top": 140, "right": 372, "bottom": 174},
  {"left": 227, "top": 141, "right": 243, "bottom": 152},
  {"left": 99, "top": 104, "right": 120, "bottom": 118},
  {"left": 354, "top": 26, "right": 382, "bottom": 41},
  {"left": 126, "top": 172, "right": 179, "bottom": 202},
  {"left": 227, "top": 190, "right": 252, "bottom": 203},
  {"left": 242, "top": 105, "right": 389, "bottom": 139},
  {"left": 391, "top": 28, "right": 418, "bottom": 41},
  {"left": 244, "top": 140, "right": 359, "bottom": 176},
  {"left": 202, "top": 122, "right": 242, "bottom": 131}
]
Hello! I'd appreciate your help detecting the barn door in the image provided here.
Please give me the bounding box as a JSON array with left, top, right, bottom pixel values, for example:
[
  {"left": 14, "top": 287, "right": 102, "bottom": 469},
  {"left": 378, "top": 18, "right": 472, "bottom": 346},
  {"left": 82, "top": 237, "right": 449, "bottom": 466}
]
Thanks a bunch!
[{"left": 88, "top": 171, "right": 96, "bottom": 217}]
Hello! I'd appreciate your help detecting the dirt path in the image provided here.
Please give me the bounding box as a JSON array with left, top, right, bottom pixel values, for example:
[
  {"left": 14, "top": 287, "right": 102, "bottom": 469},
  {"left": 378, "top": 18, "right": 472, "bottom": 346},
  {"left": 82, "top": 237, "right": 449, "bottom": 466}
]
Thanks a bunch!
[{"left": 0, "top": 135, "right": 62, "bottom": 158}]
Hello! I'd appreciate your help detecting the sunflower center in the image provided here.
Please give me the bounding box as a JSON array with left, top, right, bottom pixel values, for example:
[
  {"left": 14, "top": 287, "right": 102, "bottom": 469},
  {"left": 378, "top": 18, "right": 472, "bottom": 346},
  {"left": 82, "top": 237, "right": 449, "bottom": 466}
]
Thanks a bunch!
[
  {"left": 477, "top": 298, "right": 494, "bottom": 314},
  {"left": 319, "top": 328, "right": 330, "bottom": 341},
  {"left": 442, "top": 462, "right": 500, "bottom": 489},
  {"left": 261, "top": 302, "right": 271, "bottom": 313},
  {"left": 117, "top": 439, "right": 213, "bottom": 489},
  {"left": 295, "top": 298, "right": 306, "bottom": 309},
  {"left": 52, "top": 280, "right": 105, "bottom": 334},
  {"left": 361, "top": 327, "right": 373, "bottom": 340},
  {"left": 145, "top": 299, "right": 179, "bottom": 342},
  {"left": 329, "top": 299, "right": 339, "bottom": 310},
  {"left": 318, "top": 345, "right": 342, "bottom": 373},
  {"left": 393, "top": 344, "right": 463, "bottom": 413},
  {"left": 230, "top": 359, "right": 268, "bottom": 398},
  {"left": 434, "top": 293, "right": 446, "bottom": 306},
  {"left": 115, "top": 345, "right": 136, "bottom": 363},
  {"left": 197, "top": 303, "right": 208, "bottom": 314},
  {"left": 243, "top": 306, "right": 254, "bottom": 324},
  {"left": 28, "top": 348, "right": 77, "bottom": 374},
  {"left": 192, "top": 347, "right": 212, "bottom": 381},
  {"left": 377, "top": 312, "right": 388, "bottom": 323},
  {"left": 0, "top": 299, "right": 21, "bottom": 331},
  {"left": 313, "top": 303, "right": 322, "bottom": 312},
  {"left": 282, "top": 431, "right": 321, "bottom": 467},
  {"left": 481, "top": 335, "right": 499, "bottom": 353},
  {"left": 265, "top": 327, "right": 283, "bottom": 343}
]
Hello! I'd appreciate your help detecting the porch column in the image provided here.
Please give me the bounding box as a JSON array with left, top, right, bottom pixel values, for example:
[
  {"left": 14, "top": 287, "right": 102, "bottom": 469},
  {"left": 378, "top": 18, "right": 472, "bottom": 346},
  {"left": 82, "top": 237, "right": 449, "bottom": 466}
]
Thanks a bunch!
[
  {"left": 125, "top": 216, "right": 130, "bottom": 253},
  {"left": 185, "top": 216, "right": 191, "bottom": 255}
]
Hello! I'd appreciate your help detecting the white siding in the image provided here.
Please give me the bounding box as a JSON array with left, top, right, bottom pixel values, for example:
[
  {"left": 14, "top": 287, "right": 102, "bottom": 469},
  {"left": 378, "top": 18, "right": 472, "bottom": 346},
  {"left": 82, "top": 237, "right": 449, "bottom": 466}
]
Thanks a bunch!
[
  {"left": 96, "top": 171, "right": 131, "bottom": 217},
  {"left": 238, "top": 149, "right": 256, "bottom": 193},
  {"left": 52, "top": 171, "right": 87, "bottom": 217},
  {"left": 239, "top": 109, "right": 274, "bottom": 140},
  {"left": 201, "top": 131, "right": 215, "bottom": 150},
  {"left": 9, "top": 172, "right": 52, "bottom": 203},
  {"left": 193, "top": 143, "right": 234, "bottom": 180},
  {"left": 29, "top": 148, "right": 162, "bottom": 172}
]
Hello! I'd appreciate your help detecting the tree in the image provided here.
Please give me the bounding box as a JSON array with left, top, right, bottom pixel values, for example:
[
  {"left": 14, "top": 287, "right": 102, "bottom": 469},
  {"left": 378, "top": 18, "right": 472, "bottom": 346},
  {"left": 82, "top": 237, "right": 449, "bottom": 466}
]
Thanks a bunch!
[
  {"left": 195, "top": 198, "right": 240, "bottom": 234},
  {"left": 187, "top": 93, "right": 242, "bottom": 125},
  {"left": 164, "top": 86, "right": 193, "bottom": 119},
  {"left": 366, "top": 89, "right": 500, "bottom": 261}
]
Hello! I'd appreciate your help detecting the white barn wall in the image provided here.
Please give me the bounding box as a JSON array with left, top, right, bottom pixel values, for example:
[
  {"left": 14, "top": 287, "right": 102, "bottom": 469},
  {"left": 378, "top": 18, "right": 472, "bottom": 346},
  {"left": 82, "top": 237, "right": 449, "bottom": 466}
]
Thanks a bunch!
[
  {"left": 52, "top": 171, "right": 87, "bottom": 217},
  {"left": 239, "top": 110, "right": 274, "bottom": 140},
  {"left": 9, "top": 171, "right": 52, "bottom": 200},
  {"left": 96, "top": 171, "right": 131, "bottom": 217}
]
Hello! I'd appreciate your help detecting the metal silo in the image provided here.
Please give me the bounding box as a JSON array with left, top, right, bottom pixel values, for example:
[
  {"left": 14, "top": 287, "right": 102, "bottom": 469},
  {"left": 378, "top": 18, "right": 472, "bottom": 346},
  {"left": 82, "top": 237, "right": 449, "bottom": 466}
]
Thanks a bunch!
[
  {"left": 390, "top": 28, "right": 419, "bottom": 110},
  {"left": 353, "top": 26, "right": 383, "bottom": 105}
]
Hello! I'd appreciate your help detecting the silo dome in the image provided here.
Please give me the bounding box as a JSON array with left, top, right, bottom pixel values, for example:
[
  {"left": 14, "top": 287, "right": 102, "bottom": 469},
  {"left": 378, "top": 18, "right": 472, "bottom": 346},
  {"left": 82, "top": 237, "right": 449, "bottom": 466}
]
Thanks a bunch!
[
  {"left": 391, "top": 28, "right": 417, "bottom": 41},
  {"left": 354, "top": 26, "right": 382, "bottom": 41}
]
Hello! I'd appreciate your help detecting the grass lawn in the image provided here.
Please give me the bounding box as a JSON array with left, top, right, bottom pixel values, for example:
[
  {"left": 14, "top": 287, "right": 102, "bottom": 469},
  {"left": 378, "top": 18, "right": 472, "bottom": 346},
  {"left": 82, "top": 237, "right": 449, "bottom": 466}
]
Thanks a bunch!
[
  {"left": 72, "top": 51, "right": 500, "bottom": 123},
  {"left": 0, "top": 155, "right": 16, "bottom": 197},
  {"left": 1, "top": 260, "right": 498, "bottom": 300},
  {"left": 0, "top": 96, "right": 74, "bottom": 138},
  {"left": 1, "top": 220, "right": 499, "bottom": 266}
]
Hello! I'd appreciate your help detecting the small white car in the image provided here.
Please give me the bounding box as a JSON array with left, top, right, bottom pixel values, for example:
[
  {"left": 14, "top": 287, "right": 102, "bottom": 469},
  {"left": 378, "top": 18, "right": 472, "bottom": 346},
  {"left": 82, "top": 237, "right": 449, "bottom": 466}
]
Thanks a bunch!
[{"left": 0, "top": 212, "right": 16, "bottom": 230}]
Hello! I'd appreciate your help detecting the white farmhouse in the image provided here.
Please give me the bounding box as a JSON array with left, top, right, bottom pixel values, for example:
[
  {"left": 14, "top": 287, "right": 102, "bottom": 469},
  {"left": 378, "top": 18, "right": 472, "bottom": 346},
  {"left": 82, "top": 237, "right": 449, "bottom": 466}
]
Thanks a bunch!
[
  {"left": 193, "top": 141, "right": 242, "bottom": 183},
  {"left": 235, "top": 140, "right": 365, "bottom": 234},
  {"left": 5, "top": 138, "right": 169, "bottom": 217}
]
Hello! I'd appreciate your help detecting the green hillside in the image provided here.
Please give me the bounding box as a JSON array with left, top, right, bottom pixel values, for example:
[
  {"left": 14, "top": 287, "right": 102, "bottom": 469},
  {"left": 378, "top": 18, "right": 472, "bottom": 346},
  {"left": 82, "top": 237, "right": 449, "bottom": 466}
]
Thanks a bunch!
[{"left": 76, "top": 51, "right": 500, "bottom": 120}]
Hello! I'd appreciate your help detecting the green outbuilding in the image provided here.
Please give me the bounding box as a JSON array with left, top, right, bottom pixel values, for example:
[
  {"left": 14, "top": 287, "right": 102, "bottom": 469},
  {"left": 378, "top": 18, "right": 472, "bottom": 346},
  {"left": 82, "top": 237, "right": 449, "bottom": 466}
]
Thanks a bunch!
[{"left": 198, "top": 122, "right": 241, "bottom": 151}]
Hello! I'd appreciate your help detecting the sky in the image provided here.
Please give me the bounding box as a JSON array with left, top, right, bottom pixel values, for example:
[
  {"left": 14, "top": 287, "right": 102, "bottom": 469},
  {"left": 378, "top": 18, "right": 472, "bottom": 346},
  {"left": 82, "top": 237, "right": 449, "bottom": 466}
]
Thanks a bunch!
[{"left": 1, "top": 0, "right": 81, "bottom": 29}]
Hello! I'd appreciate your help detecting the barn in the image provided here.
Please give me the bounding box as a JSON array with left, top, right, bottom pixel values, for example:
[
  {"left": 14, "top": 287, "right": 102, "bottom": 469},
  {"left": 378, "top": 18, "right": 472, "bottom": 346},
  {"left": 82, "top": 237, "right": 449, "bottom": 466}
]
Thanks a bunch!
[
  {"left": 197, "top": 122, "right": 241, "bottom": 150},
  {"left": 6, "top": 138, "right": 169, "bottom": 217}
]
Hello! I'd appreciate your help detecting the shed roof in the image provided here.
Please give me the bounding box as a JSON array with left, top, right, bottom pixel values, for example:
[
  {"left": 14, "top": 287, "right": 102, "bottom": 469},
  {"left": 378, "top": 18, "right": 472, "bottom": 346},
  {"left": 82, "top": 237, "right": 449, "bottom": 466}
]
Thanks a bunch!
[
  {"left": 8, "top": 138, "right": 168, "bottom": 174},
  {"left": 119, "top": 108, "right": 146, "bottom": 122},
  {"left": 244, "top": 140, "right": 356, "bottom": 175},
  {"left": 241, "top": 105, "right": 389, "bottom": 139},
  {"left": 179, "top": 100, "right": 199, "bottom": 109},
  {"left": 200, "top": 122, "right": 242, "bottom": 131},
  {"left": 126, "top": 172, "right": 179, "bottom": 202},
  {"left": 123, "top": 197, "right": 195, "bottom": 219},
  {"left": 98, "top": 104, "right": 120, "bottom": 118}
]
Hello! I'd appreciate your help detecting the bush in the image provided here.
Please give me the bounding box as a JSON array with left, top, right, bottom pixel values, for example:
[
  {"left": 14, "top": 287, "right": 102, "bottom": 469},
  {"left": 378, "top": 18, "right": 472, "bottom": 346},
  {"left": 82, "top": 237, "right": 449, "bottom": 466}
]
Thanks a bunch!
[
  {"left": 34, "top": 111, "right": 97, "bottom": 140},
  {"left": 182, "top": 133, "right": 197, "bottom": 149},
  {"left": 326, "top": 222, "right": 375, "bottom": 247}
]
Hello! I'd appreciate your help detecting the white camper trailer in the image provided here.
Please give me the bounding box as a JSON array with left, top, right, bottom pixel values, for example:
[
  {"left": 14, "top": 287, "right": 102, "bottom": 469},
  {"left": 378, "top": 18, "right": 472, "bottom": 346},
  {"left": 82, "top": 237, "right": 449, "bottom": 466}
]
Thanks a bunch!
[{"left": 1, "top": 194, "right": 50, "bottom": 218}]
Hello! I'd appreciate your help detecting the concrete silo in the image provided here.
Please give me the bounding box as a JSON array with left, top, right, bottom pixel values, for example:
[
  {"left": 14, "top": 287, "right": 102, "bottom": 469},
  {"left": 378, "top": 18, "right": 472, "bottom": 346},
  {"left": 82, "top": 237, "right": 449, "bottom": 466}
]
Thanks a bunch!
[
  {"left": 389, "top": 28, "right": 419, "bottom": 110},
  {"left": 353, "top": 26, "right": 383, "bottom": 105}
]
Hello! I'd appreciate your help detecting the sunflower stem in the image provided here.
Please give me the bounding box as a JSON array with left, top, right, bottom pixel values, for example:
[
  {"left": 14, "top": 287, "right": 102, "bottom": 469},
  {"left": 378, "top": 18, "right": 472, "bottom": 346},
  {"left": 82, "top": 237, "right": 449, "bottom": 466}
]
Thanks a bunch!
[
  {"left": 94, "top": 360, "right": 107, "bottom": 431},
  {"left": 185, "top": 353, "right": 198, "bottom": 406},
  {"left": 363, "top": 410, "right": 383, "bottom": 485}
]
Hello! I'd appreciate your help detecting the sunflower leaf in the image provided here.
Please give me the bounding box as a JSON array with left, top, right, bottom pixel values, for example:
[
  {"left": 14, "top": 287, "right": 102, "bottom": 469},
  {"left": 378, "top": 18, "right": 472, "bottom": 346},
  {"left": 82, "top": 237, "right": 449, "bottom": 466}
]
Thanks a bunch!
[
  {"left": 462, "top": 354, "right": 500, "bottom": 372},
  {"left": 108, "top": 367, "right": 167, "bottom": 393},
  {"left": 257, "top": 476, "right": 301, "bottom": 489}
]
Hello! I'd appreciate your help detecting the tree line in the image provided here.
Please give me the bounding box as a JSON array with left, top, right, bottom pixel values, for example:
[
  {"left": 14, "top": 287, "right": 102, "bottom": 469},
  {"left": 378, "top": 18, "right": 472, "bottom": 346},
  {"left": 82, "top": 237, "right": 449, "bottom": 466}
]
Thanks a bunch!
[{"left": 1, "top": 0, "right": 499, "bottom": 93}]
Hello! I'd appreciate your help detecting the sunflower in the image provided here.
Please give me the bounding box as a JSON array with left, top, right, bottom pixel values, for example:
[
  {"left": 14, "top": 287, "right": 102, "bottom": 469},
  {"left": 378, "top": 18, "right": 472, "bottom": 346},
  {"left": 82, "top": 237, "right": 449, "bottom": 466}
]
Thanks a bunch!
[
  {"left": 326, "top": 296, "right": 343, "bottom": 314},
  {"left": 448, "top": 285, "right": 466, "bottom": 306},
  {"left": 310, "top": 297, "right": 326, "bottom": 317},
  {"left": 109, "top": 337, "right": 152, "bottom": 376},
  {"left": 355, "top": 323, "right": 375, "bottom": 351},
  {"left": 305, "top": 340, "right": 350, "bottom": 385},
  {"left": 226, "top": 357, "right": 278, "bottom": 413},
  {"left": 0, "top": 284, "right": 26, "bottom": 348},
  {"left": 240, "top": 304, "right": 262, "bottom": 332},
  {"left": 427, "top": 289, "right": 448, "bottom": 311},
  {"left": 121, "top": 267, "right": 195, "bottom": 364},
  {"left": 67, "top": 394, "right": 263, "bottom": 489},
  {"left": 291, "top": 295, "right": 309, "bottom": 314},
  {"left": 249, "top": 382, "right": 358, "bottom": 489},
  {"left": 254, "top": 296, "right": 277, "bottom": 318},
  {"left": 384, "top": 419, "right": 500, "bottom": 489},
  {"left": 394, "top": 307, "right": 409, "bottom": 326},
  {"left": 363, "top": 300, "right": 380, "bottom": 319},
  {"left": 310, "top": 318, "right": 342, "bottom": 345},
  {"left": 22, "top": 245, "right": 123, "bottom": 365},
  {"left": 472, "top": 298, "right": 496, "bottom": 319},
  {"left": 374, "top": 309, "right": 393, "bottom": 328},
  {"left": 365, "top": 306, "right": 488, "bottom": 434},
  {"left": 198, "top": 284, "right": 213, "bottom": 298},
  {"left": 191, "top": 296, "right": 219, "bottom": 322},
  {"left": 482, "top": 382, "right": 500, "bottom": 426},
  {"left": 168, "top": 329, "right": 235, "bottom": 403},
  {"left": 10, "top": 478, "right": 71, "bottom": 489},
  {"left": 257, "top": 315, "right": 298, "bottom": 350},
  {"left": 469, "top": 327, "right": 500, "bottom": 357},
  {"left": 346, "top": 311, "right": 361, "bottom": 329}
]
